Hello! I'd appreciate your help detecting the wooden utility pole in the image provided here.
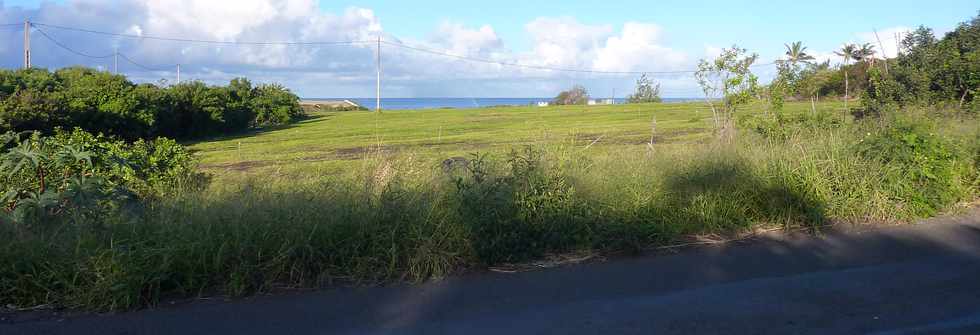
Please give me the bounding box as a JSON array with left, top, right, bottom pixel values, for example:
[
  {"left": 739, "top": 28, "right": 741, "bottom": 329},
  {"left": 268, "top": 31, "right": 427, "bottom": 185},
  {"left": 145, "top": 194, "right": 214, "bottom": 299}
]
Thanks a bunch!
[
  {"left": 376, "top": 35, "right": 382, "bottom": 113},
  {"left": 23, "top": 20, "right": 30, "bottom": 69},
  {"left": 894, "top": 32, "right": 901, "bottom": 56},
  {"left": 113, "top": 48, "right": 118, "bottom": 74},
  {"left": 873, "top": 29, "right": 889, "bottom": 74},
  {"left": 176, "top": 64, "right": 181, "bottom": 84}
]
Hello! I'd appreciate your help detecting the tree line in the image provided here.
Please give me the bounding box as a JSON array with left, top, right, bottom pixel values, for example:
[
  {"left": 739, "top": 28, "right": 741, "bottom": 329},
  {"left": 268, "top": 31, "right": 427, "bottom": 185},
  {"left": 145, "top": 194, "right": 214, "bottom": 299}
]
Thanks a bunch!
[
  {"left": 550, "top": 12, "right": 978, "bottom": 114},
  {"left": 0, "top": 67, "right": 305, "bottom": 141}
]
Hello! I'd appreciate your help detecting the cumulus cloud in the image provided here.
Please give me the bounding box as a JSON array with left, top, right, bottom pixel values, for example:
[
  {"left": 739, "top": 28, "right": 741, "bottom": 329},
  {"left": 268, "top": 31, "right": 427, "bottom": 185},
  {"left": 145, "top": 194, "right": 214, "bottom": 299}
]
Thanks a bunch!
[
  {"left": 855, "top": 26, "right": 911, "bottom": 59},
  {"left": 593, "top": 22, "right": 686, "bottom": 72},
  {"left": 0, "top": 0, "right": 695, "bottom": 97}
]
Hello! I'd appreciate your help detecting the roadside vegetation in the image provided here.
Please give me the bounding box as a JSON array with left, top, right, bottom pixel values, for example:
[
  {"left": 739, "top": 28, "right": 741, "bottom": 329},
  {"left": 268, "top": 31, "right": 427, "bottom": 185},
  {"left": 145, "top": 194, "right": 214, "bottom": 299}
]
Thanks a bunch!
[
  {"left": 0, "top": 68, "right": 305, "bottom": 140},
  {"left": 0, "top": 13, "right": 978, "bottom": 312}
]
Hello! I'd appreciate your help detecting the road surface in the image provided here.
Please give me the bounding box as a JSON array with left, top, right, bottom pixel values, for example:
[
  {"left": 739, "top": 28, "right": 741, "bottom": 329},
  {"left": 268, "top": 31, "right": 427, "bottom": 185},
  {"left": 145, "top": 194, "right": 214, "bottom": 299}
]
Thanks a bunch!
[{"left": 4, "top": 209, "right": 980, "bottom": 334}]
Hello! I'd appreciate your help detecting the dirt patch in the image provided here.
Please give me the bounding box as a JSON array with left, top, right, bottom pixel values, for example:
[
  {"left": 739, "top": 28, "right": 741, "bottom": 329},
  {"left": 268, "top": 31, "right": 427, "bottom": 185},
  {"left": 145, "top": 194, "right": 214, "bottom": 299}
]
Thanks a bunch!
[{"left": 199, "top": 160, "right": 276, "bottom": 172}]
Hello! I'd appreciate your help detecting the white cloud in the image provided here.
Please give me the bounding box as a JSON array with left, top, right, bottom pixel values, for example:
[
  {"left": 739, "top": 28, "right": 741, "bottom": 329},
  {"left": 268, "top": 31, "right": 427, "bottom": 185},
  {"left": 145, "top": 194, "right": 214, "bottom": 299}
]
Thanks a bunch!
[
  {"left": 855, "top": 26, "right": 911, "bottom": 59},
  {"left": 523, "top": 17, "right": 612, "bottom": 69},
  {"left": 430, "top": 22, "right": 504, "bottom": 57},
  {"left": 1, "top": 1, "right": 696, "bottom": 97},
  {"left": 593, "top": 22, "right": 687, "bottom": 72}
]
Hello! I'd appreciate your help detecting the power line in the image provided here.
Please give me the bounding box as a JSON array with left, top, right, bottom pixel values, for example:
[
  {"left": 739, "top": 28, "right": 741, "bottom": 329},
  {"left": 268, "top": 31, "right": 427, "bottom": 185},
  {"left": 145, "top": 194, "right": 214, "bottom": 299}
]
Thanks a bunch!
[
  {"left": 32, "top": 22, "right": 376, "bottom": 46},
  {"left": 382, "top": 40, "right": 777, "bottom": 75},
  {"left": 30, "top": 22, "right": 777, "bottom": 75},
  {"left": 118, "top": 52, "right": 175, "bottom": 72},
  {"left": 33, "top": 26, "right": 115, "bottom": 59}
]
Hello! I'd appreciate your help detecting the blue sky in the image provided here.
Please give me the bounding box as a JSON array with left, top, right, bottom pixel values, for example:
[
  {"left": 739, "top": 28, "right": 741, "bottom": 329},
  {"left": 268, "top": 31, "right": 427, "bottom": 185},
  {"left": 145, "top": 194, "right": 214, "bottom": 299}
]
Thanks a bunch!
[
  {"left": 320, "top": 0, "right": 975, "bottom": 56},
  {"left": 0, "top": 0, "right": 977, "bottom": 97}
]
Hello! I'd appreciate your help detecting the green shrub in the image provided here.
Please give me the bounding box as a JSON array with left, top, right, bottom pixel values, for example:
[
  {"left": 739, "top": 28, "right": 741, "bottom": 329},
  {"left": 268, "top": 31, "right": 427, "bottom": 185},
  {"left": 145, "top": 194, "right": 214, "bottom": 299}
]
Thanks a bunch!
[
  {"left": 0, "top": 68, "right": 304, "bottom": 140},
  {"left": 1, "top": 129, "right": 209, "bottom": 224},
  {"left": 453, "top": 148, "right": 588, "bottom": 264},
  {"left": 252, "top": 83, "right": 304, "bottom": 126},
  {"left": 855, "top": 118, "right": 972, "bottom": 216}
]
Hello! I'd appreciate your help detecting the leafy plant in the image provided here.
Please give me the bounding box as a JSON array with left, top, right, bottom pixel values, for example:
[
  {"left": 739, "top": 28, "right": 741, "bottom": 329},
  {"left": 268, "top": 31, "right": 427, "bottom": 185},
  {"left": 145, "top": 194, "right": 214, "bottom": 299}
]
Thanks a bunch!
[{"left": 627, "top": 74, "right": 662, "bottom": 104}]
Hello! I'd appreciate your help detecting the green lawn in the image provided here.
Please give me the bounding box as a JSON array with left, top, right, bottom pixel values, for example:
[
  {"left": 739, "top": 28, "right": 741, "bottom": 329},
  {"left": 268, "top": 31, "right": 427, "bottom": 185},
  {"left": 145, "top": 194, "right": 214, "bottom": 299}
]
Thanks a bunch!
[{"left": 190, "top": 100, "right": 843, "bottom": 179}]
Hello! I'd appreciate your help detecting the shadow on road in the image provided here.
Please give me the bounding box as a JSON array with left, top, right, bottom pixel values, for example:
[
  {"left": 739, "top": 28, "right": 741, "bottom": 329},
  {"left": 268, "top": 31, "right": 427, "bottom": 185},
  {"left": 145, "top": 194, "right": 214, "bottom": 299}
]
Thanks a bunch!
[{"left": 4, "top": 209, "right": 980, "bottom": 335}]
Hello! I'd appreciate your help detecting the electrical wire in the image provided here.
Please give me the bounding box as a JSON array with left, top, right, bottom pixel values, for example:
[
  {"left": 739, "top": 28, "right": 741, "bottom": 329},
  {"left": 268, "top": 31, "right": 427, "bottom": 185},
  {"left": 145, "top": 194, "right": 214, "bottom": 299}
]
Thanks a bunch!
[
  {"left": 31, "top": 22, "right": 779, "bottom": 75},
  {"left": 118, "top": 52, "right": 175, "bottom": 72},
  {"left": 32, "top": 22, "right": 376, "bottom": 46},
  {"left": 382, "top": 40, "right": 777, "bottom": 75},
  {"left": 33, "top": 26, "right": 115, "bottom": 59}
]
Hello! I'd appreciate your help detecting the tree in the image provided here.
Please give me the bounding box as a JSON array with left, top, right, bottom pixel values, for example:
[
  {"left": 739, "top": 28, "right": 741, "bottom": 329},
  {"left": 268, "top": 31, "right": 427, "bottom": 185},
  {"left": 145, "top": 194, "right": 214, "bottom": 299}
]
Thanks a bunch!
[
  {"left": 252, "top": 83, "right": 303, "bottom": 126},
  {"left": 855, "top": 43, "right": 876, "bottom": 65},
  {"left": 835, "top": 43, "right": 858, "bottom": 112},
  {"left": 552, "top": 85, "right": 589, "bottom": 105},
  {"left": 784, "top": 41, "right": 816, "bottom": 65},
  {"left": 626, "top": 74, "right": 662, "bottom": 104},
  {"left": 695, "top": 45, "right": 759, "bottom": 137}
]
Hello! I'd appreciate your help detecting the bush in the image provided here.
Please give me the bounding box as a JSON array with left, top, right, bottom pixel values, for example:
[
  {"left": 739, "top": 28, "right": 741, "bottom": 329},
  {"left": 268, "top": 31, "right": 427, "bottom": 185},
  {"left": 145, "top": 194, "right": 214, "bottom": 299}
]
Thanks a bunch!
[
  {"left": 252, "top": 83, "right": 304, "bottom": 126},
  {"left": 552, "top": 85, "right": 589, "bottom": 105},
  {"left": 453, "top": 148, "right": 588, "bottom": 263},
  {"left": 0, "top": 68, "right": 304, "bottom": 140},
  {"left": 1, "top": 114, "right": 977, "bottom": 311},
  {"left": 1, "top": 129, "right": 208, "bottom": 225},
  {"left": 855, "top": 118, "right": 973, "bottom": 216},
  {"left": 627, "top": 74, "right": 662, "bottom": 104}
]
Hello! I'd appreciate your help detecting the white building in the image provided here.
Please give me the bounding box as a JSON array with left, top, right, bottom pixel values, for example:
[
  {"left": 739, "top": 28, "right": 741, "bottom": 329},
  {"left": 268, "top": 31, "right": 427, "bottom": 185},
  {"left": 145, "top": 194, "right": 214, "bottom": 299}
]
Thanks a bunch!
[{"left": 536, "top": 101, "right": 550, "bottom": 107}]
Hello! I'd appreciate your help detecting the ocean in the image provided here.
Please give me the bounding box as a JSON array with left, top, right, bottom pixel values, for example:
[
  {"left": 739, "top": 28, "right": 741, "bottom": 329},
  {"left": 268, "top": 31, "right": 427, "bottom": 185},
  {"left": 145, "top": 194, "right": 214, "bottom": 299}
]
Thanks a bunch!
[{"left": 305, "top": 97, "right": 699, "bottom": 110}]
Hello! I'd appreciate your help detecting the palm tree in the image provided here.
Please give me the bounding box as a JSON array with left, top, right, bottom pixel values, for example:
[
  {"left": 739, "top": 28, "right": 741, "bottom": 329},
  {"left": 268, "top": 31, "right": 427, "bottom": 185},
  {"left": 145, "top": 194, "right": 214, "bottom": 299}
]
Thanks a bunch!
[
  {"left": 855, "top": 43, "right": 876, "bottom": 65},
  {"left": 835, "top": 44, "right": 858, "bottom": 111},
  {"left": 785, "top": 41, "right": 817, "bottom": 114},
  {"left": 784, "top": 41, "right": 816, "bottom": 65}
]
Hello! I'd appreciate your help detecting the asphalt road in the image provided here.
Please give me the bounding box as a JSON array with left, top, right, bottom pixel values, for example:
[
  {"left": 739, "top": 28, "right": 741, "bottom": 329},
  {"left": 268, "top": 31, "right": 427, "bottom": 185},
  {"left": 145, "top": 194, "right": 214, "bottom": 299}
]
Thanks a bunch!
[{"left": 5, "top": 209, "right": 980, "bottom": 335}]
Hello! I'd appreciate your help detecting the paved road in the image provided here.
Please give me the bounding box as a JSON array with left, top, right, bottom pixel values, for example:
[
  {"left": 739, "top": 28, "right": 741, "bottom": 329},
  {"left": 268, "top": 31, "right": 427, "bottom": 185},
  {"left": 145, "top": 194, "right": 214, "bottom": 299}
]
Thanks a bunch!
[{"left": 5, "top": 209, "right": 980, "bottom": 335}]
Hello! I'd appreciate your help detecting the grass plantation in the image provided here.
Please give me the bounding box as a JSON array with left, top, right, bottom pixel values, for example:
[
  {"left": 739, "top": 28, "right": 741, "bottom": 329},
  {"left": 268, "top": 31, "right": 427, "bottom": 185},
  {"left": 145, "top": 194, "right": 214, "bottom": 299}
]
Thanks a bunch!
[
  {"left": 5, "top": 99, "right": 976, "bottom": 310},
  {"left": 2, "top": 12, "right": 979, "bottom": 312},
  {"left": 191, "top": 101, "right": 827, "bottom": 180}
]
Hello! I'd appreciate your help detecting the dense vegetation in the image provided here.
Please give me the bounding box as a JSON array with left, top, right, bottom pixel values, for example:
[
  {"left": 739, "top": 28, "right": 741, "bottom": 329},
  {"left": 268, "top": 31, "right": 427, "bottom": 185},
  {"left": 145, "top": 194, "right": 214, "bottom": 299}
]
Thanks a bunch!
[
  {"left": 551, "top": 85, "right": 590, "bottom": 105},
  {"left": 0, "top": 13, "right": 977, "bottom": 312},
  {"left": 627, "top": 74, "right": 663, "bottom": 104},
  {"left": 0, "top": 67, "right": 304, "bottom": 140},
  {"left": 763, "top": 13, "right": 979, "bottom": 113}
]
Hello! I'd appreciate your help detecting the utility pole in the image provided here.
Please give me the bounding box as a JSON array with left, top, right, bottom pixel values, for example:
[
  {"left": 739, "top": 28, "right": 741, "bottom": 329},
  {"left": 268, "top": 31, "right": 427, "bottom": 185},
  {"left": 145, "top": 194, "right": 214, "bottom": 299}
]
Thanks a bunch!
[
  {"left": 23, "top": 20, "right": 30, "bottom": 69},
  {"left": 176, "top": 64, "right": 181, "bottom": 84},
  {"left": 376, "top": 35, "right": 381, "bottom": 113},
  {"left": 113, "top": 48, "right": 118, "bottom": 74},
  {"left": 873, "top": 29, "right": 889, "bottom": 74},
  {"left": 894, "top": 32, "right": 901, "bottom": 57}
]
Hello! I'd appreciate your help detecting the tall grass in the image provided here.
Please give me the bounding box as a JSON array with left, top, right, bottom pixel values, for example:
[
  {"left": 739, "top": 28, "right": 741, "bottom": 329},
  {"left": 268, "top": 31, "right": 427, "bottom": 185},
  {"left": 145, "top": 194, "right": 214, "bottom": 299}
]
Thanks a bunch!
[{"left": 1, "top": 114, "right": 978, "bottom": 311}]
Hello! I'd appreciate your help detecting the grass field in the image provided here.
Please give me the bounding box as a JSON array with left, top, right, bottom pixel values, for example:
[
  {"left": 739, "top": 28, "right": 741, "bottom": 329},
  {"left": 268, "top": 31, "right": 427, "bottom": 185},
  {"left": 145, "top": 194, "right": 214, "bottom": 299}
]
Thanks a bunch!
[
  {"left": 4, "top": 100, "right": 977, "bottom": 311},
  {"left": 189, "top": 101, "right": 840, "bottom": 180}
]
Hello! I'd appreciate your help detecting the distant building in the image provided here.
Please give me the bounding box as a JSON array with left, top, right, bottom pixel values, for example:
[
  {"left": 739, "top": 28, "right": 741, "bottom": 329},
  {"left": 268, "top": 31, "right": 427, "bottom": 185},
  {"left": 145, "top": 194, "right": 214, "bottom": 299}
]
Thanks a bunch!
[
  {"left": 536, "top": 101, "right": 550, "bottom": 107},
  {"left": 587, "top": 99, "right": 597, "bottom": 105},
  {"left": 300, "top": 99, "right": 364, "bottom": 111},
  {"left": 602, "top": 98, "right": 615, "bottom": 105}
]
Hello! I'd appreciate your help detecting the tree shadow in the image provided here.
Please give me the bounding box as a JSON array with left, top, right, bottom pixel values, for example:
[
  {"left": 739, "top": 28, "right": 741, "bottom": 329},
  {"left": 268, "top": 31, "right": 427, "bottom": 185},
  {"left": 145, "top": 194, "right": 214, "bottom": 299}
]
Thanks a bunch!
[
  {"left": 659, "top": 156, "right": 826, "bottom": 235},
  {"left": 179, "top": 113, "right": 333, "bottom": 146}
]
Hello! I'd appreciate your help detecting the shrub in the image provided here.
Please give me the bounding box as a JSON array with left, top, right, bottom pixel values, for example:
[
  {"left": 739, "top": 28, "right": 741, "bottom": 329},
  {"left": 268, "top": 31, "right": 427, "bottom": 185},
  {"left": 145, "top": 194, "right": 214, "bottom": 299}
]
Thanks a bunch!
[
  {"left": 453, "top": 148, "right": 589, "bottom": 263},
  {"left": 627, "top": 74, "right": 662, "bottom": 104},
  {"left": 1, "top": 129, "right": 209, "bottom": 224},
  {"left": 252, "top": 83, "right": 304, "bottom": 126},
  {"left": 855, "top": 118, "right": 972, "bottom": 216},
  {"left": 552, "top": 85, "right": 589, "bottom": 105},
  {"left": 0, "top": 68, "right": 303, "bottom": 140}
]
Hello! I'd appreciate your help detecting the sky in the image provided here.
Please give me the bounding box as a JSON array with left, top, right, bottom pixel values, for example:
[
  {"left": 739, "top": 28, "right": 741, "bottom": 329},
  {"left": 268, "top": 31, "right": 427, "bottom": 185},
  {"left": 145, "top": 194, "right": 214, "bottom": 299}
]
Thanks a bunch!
[{"left": 0, "top": 0, "right": 976, "bottom": 98}]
